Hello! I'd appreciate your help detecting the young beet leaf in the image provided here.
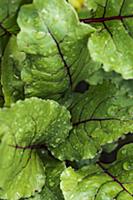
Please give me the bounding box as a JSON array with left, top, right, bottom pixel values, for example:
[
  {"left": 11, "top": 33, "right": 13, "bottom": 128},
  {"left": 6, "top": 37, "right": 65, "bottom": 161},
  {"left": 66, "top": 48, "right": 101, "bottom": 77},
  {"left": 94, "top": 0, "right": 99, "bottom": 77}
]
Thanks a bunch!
[
  {"left": 1, "top": 36, "right": 25, "bottom": 106},
  {"left": 61, "top": 143, "right": 133, "bottom": 200},
  {"left": 16, "top": 0, "right": 99, "bottom": 100},
  {"left": 0, "top": 0, "right": 133, "bottom": 200},
  {"left": 26, "top": 151, "right": 65, "bottom": 200},
  {"left": 0, "top": 98, "right": 71, "bottom": 200},
  {"left": 50, "top": 82, "right": 133, "bottom": 161},
  {"left": 81, "top": 0, "right": 133, "bottom": 79}
]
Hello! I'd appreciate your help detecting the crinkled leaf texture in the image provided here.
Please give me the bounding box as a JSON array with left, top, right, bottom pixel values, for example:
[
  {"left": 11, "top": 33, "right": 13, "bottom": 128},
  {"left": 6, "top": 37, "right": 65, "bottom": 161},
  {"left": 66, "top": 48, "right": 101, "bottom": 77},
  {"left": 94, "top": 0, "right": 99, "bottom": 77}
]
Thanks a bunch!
[
  {"left": 0, "top": 0, "right": 21, "bottom": 37},
  {"left": 0, "top": 0, "right": 32, "bottom": 69},
  {"left": 61, "top": 143, "right": 133, "bottom": 200},
  {"left": 0, "top": 98, "right": 71, "bottom": 200},
  {"left": 26, "top": 151, "right": 65, "bottom": 200},
  {"left": 86, "top": 0, "right": 133, "bottom": 79},
  {"left": 1, "top": 36, "right": 25, "bottom": 106},
  {"left": 0, "top": 0, "right": 32, "bottom": 37},
  {"left": 0, "top": 0, "right": 32, "bottom": 106},
  {"left": 16, "top": 0, "right": 102, "bottom": 100},
  {"left": 51, "top": 82, "right": 133, "bottom": 161}
]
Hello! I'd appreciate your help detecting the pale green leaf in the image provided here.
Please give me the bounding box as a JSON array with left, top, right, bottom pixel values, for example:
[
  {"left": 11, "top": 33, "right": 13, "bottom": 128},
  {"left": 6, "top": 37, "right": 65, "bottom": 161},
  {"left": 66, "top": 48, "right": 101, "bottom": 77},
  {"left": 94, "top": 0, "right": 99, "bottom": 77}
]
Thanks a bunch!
[
  {"left": 16, "top": 0, "right": 97, "bottom": 100},
  {"left": 1, "top": 36, "right": 25, "bottom": 106},
  {"left": 87, "top": 0, "right": 133, "bottom": 79},
  {"left": 0, "top": 98, "right": 71, "bottom": 200},
  {"left": 61, "top": 143, "right": 133, "bottom": 200},
  {"left": 51, "top": 82, "right": 133, "bottom": 161},
  {"left": 27, "top": 151, "right": 65, "bottom": 200},
  {"left": 0, "top": 0, "right": 32, "bottom": 37}
]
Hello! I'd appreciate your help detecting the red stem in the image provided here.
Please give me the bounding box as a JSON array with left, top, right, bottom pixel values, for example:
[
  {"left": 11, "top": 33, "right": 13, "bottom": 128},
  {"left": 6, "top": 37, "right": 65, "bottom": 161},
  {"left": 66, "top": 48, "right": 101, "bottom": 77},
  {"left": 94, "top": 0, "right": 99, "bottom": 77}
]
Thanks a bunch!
[
  {"left": 97, "top": 162, "right": 133, "bottom": 196},
  {"left": 80, "top": 14, "right": 133, "bottom": 23}
]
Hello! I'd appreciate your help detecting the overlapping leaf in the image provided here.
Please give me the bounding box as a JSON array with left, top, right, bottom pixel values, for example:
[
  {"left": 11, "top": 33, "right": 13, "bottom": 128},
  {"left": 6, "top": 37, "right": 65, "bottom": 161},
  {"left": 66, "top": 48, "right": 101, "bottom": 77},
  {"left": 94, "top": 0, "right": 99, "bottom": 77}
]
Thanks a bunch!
[
  {"left": 0, "top": 0, "right": 32, "bottom": 106},
  {"left": 61, "top": 143, "right": 133, "bottom": 200},
  {"left": 1, "top": 36, "right": 25, "bottom": 106},
  {"left": 0, "top": 1, "right": 133, "bottom": 200},
  {"left": 26, "top": 151, "right": 65, "bottom": 200},
  {"left": 0, "top": 98, "right": 71, "bottom": 200},
  {"left": 85, "top": 0, "right": 133, "bottom": 79},
  {"left": 0, "top": 0, "right": 32, "bottom": 37},
  {"left": 16, "top": 0, "right": 101, "bottom": 100},
  {"left": 51, "top": 82, "right": 133, "bottom": 161},
  {"left": 0, "top": 0, "right": 32, "bottom": 61}
]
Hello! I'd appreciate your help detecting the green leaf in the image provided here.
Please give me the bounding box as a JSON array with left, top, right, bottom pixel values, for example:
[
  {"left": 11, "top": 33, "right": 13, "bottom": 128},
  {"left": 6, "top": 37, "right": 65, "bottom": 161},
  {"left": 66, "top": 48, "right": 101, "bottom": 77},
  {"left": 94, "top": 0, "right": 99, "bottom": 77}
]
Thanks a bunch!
[
  {"left": 2, "top": 34, "right": 133, "bottom": 107},
  {"left": 0, "top": 0, "right": 32, "bottom": 107},
  {"left": 85, "top": 69, "right": 133, "bottom": 96},
  {"left": 27, "top": 151, "right": 65, "bottom": 200},
  {"left": 1, "top": 36, "right": 25, "bottom": 106},
  {"left": 51, "top": 82, "right": 133, "bottom": 161},
  {"left": 69, "top": 0, "right": 98, "bottom": 19},
  {"left": 87, "top": 0, "right": 133, "bottom": 79},
  {"left": 0, "top": 137, "right": 45, "bottom": 200},
  {"left": 0, "top": 0, "right": 19, "bottom": 37},
  {"left": 0, "top": 98, "right": 71, "bottom": 200},
  {"left": 0, "top": 0, "right": 32, "bottom": 37},
  {"left": 61, "top": 143, "right": 133, "bottom": 200},
  {"left": 16, "top": 0, "right": 97, "bottom": 100}
]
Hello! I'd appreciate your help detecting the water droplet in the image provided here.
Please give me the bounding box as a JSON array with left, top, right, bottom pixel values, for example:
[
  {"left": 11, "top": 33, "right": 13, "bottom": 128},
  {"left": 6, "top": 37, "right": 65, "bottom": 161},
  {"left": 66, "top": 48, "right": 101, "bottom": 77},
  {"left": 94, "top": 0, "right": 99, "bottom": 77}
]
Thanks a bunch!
[
  {"left": 41, "top": 9, "right": 48, "bottom": 15},
  {"left": 9, "top": 54, "right": 13, "bottom": 58},
  {"left": 121, "top": 149, "right": 127, "bottom": 155},
  {"left": 41, "top": 150, "right": 45, "bottom": 154},
  {"left": 123, "top": 161, "right": 133, "bottom": 171},
  {"left": 49, "top": 181, "right": 54, "bottom": 187},
  {"left": 35, "top": 31, "right": 45, "bottom": 40},
  {"left": 123, "top": 162, "right": 129, "bottom": 170},
  {"left": 107, "top": 105, "right": 118, "bottom": 116}
]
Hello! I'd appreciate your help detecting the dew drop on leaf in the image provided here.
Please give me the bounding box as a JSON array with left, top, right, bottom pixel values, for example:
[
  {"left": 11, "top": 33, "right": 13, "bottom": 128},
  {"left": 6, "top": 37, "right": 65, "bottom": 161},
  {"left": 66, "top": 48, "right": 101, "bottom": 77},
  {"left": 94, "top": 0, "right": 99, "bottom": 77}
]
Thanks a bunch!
[
  {"left": 107, "top": 105, "right": 118, "bottom": 116},
  {"left": 123, "top": 161, "right": 133, "bottom": 171}
]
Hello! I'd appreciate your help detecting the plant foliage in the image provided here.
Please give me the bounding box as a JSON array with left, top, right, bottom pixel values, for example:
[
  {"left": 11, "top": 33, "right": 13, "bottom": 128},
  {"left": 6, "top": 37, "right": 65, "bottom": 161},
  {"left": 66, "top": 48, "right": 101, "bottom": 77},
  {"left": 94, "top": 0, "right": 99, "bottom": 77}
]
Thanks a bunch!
[{"left": 0, "top": 0, "right": 133, "bottom": 199}]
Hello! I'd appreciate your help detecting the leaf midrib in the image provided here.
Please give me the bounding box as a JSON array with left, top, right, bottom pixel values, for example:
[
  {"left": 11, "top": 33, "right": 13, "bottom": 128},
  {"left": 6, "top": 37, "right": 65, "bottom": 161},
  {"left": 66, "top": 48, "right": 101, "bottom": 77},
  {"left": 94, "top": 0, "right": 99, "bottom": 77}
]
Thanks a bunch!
[{"left": 80, "top": 14, "right": 133, "bottom": 24}]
